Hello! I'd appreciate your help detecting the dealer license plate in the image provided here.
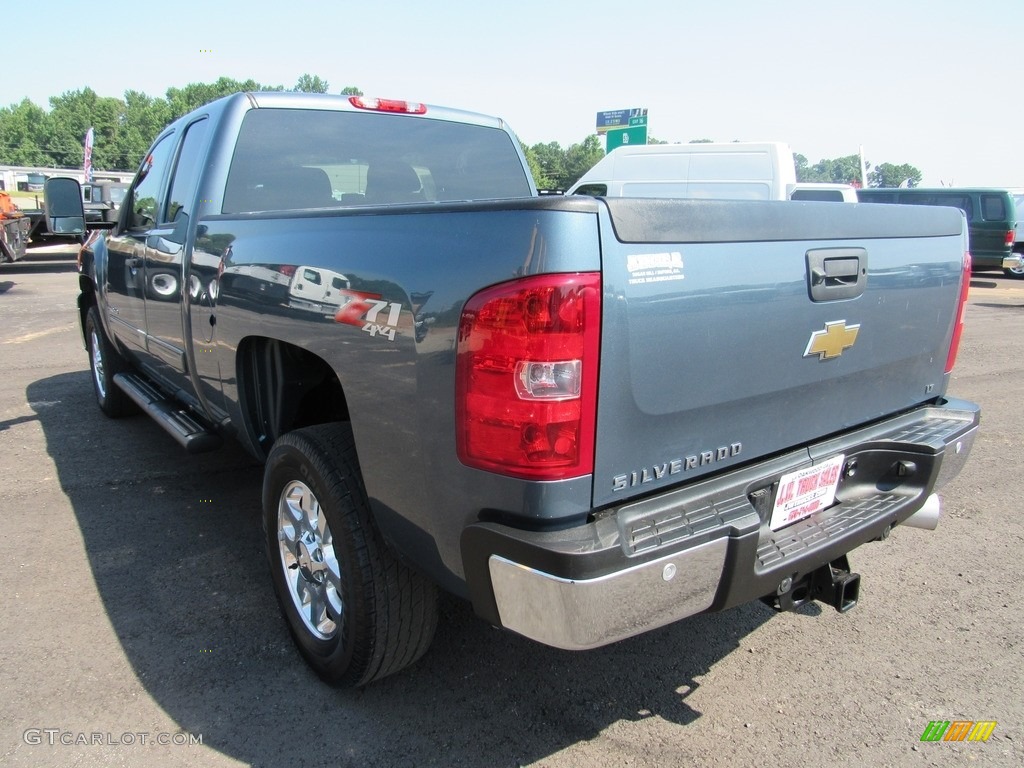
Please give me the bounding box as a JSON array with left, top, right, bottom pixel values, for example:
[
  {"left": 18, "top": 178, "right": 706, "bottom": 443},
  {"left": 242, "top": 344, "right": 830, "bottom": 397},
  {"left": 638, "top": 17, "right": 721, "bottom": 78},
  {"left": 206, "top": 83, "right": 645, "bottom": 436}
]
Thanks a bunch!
[{"left": 769, "top": 454, "right": 845, "bottom": 531}]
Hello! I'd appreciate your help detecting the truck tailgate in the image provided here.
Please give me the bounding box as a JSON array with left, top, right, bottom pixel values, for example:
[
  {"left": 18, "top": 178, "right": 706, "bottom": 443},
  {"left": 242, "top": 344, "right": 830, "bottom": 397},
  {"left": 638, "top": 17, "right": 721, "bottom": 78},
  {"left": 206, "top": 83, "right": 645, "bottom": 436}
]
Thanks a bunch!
[{"left": 593, "top": 198, "right": 968, "bottom": 507}]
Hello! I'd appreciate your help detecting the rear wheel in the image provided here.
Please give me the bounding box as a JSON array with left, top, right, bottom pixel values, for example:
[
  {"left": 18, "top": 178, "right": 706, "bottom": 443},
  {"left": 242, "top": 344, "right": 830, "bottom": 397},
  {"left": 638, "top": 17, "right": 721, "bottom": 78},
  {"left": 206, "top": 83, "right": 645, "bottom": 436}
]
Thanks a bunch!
[
  {"left": 85, "top": 305, "right": 136, "bottom": 417},
  {"left": 1004, "top": 252, "right": 1024, "bottom": 279},
  {"left": 263, "top": 423, "right": 438, "bottom": 686}
]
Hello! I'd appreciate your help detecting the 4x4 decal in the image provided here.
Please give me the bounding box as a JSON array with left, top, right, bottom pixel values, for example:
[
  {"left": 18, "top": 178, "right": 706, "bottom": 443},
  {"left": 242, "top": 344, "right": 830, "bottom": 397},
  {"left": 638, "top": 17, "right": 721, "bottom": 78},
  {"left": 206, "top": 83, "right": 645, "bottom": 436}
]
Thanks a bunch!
[{"left": 333, "top": 290, "right": 402, "bottom": 341}]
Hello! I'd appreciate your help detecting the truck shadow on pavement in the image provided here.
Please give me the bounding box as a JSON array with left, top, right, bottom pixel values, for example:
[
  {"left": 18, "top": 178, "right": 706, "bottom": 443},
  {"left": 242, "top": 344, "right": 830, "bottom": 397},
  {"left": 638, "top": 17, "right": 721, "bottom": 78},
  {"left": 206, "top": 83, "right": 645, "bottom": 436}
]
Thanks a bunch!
[{"left": 30, "top": 371, "right": 776, "bottom": 768}]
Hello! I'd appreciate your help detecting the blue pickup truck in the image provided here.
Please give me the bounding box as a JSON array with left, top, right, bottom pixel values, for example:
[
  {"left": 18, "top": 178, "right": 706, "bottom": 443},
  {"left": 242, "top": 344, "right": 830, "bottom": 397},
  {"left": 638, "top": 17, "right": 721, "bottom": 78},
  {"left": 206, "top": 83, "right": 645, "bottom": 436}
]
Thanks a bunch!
[{"left": 48, "top": 92, "right": 980, "bottom": 687}]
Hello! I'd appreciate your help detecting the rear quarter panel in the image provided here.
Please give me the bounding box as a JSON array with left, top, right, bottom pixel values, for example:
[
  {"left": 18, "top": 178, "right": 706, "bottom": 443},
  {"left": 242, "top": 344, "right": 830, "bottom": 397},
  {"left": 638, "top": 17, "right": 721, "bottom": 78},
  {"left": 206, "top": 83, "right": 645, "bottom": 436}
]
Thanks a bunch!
[{"left": 201, "top": 199, "right": 603, "bottom": 594}]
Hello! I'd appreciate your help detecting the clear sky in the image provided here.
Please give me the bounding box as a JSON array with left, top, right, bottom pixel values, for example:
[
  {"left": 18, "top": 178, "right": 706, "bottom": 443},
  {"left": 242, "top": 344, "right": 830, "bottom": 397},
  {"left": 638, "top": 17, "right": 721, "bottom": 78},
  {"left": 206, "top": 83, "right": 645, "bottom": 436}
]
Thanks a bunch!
[{"left": 3, "top": 0, "right": 1021, "bottom": 187}]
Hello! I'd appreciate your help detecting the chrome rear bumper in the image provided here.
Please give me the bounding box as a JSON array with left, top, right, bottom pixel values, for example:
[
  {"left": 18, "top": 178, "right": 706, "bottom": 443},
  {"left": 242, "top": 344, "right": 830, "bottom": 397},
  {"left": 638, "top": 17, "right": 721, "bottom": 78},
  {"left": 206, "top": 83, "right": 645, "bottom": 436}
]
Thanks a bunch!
[{"left": 466, "top": 399, "right": 980, "bottom": 650}]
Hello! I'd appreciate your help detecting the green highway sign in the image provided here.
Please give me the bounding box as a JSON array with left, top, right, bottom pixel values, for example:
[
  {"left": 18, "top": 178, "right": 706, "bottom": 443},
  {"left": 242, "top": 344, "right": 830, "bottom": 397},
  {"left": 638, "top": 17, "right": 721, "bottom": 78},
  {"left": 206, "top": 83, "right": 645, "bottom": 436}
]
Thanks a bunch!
[{"left": 606, "top": 125, "right": 648, "bottom": 152}]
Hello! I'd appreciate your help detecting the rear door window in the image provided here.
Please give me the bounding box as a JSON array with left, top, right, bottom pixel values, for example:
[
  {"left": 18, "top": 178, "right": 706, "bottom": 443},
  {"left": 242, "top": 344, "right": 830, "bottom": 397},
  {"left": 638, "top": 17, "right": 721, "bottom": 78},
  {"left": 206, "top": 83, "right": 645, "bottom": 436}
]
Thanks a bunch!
[
  {"left": 980, "top": 194, "right": 1006, "bottom": 221},
  {"left": 165, "top": 118, "right": 210, "bottom": 225}
]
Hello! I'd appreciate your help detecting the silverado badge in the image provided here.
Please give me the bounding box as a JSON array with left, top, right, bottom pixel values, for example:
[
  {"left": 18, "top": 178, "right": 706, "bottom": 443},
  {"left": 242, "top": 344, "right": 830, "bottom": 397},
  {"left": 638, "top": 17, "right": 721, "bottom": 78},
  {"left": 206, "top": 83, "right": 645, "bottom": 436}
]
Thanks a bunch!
[{"left": 804, "top": 320, "right": 860, "bottom": 360}]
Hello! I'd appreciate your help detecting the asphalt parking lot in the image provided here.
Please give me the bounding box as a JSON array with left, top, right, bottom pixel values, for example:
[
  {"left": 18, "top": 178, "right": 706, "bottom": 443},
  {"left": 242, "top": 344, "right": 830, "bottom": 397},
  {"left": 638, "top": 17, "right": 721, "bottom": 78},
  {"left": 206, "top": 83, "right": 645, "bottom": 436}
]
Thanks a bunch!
[{"left": 1, "top": 247, "right": 1023, "bottom": 767}]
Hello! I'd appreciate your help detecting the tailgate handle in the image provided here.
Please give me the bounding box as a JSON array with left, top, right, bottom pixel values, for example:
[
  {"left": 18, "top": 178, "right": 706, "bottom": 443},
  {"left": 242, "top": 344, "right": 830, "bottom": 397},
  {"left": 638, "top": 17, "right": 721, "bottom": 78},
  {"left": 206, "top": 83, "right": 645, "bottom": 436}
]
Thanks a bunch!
[{"left": 806, "top": 248, "right": 867, "bottom": 301}]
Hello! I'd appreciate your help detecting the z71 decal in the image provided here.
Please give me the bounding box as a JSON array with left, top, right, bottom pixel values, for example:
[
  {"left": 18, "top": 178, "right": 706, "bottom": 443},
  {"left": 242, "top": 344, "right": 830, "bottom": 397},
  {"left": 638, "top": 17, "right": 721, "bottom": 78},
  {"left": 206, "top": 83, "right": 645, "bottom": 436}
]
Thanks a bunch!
[{"left": 333, "top": 290, "right": 402, "bottom": 341}]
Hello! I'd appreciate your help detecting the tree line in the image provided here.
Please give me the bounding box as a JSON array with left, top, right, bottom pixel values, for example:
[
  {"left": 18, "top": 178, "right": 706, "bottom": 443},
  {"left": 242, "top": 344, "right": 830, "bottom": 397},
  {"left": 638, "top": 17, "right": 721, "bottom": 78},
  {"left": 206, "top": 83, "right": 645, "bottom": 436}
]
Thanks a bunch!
[{"left": 0, "top": 75, "right": 921, "bottom": 189}]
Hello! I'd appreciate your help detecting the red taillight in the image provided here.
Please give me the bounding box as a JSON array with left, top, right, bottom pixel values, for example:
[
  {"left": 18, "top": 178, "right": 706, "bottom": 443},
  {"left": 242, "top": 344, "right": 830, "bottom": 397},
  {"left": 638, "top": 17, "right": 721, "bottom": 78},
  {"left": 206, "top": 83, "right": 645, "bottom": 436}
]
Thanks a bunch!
[
  {"left": 945, "top": 251, "right": 971, "bottom": 374},
  {"left": 1005, "top": 230, "right": 1015, "bottom": 247},
  {"left": 348, "top": 96, "right": 427, "bottom": 114},
  {"left": 456, "top": 273, "right": 601, "bottom": 480}
]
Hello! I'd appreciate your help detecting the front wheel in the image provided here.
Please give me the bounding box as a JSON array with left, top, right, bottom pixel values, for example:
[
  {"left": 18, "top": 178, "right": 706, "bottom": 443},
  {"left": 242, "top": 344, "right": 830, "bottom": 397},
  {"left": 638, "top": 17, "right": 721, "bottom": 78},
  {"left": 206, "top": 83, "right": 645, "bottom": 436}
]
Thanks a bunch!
[
  {"left": 85, "top": 305, "right": 137, "bottom": 417},
  {"left": 263, "top": 424, "right": 438, "bottom": 687}
]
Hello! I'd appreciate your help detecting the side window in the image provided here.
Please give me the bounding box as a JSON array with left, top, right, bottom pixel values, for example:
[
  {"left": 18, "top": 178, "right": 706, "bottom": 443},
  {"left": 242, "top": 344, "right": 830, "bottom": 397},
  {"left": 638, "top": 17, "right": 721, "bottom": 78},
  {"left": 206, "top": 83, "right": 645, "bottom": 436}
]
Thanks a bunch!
[
  {"left": 127, "top": 134, "right": 176, "bottom": 231},
  {"left": 980, "top": 194, "right": 1006, "bottom": 221},
  {"left": 858, "top": 192, "right": 895, "bottom": 203},
  {"left": 165, "top": 118, "right": 210, "bottom": 224},
  {"left": 574, "top": 184, "right": 608, "bottom": 197}
]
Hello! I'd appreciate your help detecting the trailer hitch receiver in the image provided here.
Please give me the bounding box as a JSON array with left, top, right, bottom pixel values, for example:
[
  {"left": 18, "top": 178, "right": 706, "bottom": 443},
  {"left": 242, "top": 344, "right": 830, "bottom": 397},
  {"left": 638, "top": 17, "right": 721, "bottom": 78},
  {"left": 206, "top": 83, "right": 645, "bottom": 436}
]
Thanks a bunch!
[{"left": 809, "top": 555, "right": 860, "bottom": 613}]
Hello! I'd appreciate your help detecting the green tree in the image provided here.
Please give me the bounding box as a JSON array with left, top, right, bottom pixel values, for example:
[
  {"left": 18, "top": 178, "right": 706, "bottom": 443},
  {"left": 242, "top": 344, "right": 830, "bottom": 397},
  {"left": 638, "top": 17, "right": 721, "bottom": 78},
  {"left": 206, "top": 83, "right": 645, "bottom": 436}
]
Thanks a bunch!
[
  {"left": 520, "top": 141, "right": 549, "bottom": 189},
  {"left": 794, "top": 153, "right": 809, "bottom": 181},
  {"left": 47, "top": 88, "right": 126, "bottom": 169},
  {"left": 294, "top": 74, "right": 329, "bottom": 93},
  {"left": 340, "top": 86, "right": 364, "bottom": 96},
  {"left": 563, "top": 135, "right": 605, "bottom": 188},
  {"left": 111, "top": 90, "right": 172, "bottom": 170},
  {"left": 528, "top": 141, "right": 568, "bottom": 190},
  {"left": 0, "top": 99, "right": 52, "bottom": 165},
  {"left": 165, "top": 77, "right": 284, "bottom": 120},
  {"left": 798, "top": 154, "right": 867, "bottom": 185},
  {"left": 868, "top": 162, "right": 922, "bottom": 188}
]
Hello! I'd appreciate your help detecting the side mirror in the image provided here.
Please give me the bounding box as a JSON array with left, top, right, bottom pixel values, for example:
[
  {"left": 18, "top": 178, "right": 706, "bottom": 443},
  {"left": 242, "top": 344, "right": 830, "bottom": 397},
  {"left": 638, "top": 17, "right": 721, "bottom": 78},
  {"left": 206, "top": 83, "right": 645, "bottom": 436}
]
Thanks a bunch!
[{"left": 43, "top": 177, "right": 86, "bottom": 236}]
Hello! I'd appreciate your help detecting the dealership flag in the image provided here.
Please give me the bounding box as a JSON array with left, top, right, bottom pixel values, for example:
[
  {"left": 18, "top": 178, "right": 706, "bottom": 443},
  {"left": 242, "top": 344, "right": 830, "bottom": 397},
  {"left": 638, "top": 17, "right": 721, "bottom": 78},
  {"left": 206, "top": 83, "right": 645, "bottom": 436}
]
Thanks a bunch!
[{"left": 83, "top": 127, "right": 94, "bottom": 182}]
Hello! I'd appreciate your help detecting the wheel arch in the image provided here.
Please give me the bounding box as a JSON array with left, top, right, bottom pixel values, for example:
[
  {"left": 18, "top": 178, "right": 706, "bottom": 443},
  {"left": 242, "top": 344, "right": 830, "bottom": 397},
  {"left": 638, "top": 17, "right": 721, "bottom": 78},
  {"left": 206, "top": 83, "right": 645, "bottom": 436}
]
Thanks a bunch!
[
  {"left": 77, "top": 274, "right": 98, "bottom": 349},
  {"left": 236, "top": 336, "right": 351, "bottom": 460}
]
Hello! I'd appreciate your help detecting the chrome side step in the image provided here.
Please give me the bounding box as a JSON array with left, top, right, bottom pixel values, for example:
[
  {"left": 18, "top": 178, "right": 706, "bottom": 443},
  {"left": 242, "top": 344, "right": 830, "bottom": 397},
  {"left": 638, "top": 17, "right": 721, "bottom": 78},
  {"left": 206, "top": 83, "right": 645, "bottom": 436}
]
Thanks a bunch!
[{"left": 113, "top": 372, "right": 222, "bottom": 454}]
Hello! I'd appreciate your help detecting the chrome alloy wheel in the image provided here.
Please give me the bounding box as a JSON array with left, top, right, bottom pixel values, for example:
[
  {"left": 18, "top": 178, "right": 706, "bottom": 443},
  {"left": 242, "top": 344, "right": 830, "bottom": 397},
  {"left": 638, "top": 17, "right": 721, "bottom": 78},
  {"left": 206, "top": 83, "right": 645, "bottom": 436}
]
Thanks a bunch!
[
  {"left": 90, "top": 327, "right": 107, "bottom": 400},
  {"left": 277, "top": 480, "right": 344, "bottom": 640}
]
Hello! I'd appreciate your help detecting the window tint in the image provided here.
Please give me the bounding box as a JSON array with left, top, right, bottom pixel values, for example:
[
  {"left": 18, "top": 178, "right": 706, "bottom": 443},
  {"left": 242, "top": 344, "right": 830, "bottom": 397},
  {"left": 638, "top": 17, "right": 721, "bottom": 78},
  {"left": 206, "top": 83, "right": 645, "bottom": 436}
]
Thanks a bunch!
[
  {"left": 223, "top": 109, "right": 532, "bottom": 213},
  {"left": 980, "top": 194, "right": 1006, "bottom": 221},
  {"left": 573, "top": 184, "right": 608, "bottom": 196},
  {"left": 166, "top": 118, "right": 210, "bottom": 224},
  {"left": 899, "top": 194, "right": 973, "bottom": 220},
  {"left": 791, "top": 188, "right": 844, "bottom": 202},
  {"left": 128, "top": 134, "right": 176, "bottom": 230},
  {"left": 858, "top": 191, "right": 897, "bottom": 203}
]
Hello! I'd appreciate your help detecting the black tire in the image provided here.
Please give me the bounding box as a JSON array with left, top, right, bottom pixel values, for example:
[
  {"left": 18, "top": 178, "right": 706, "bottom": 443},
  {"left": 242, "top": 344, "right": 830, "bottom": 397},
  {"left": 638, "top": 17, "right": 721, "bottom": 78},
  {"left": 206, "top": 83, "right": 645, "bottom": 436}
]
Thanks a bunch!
[
  {"left": 85, "top": 305, "right": 137, "bottom": 417},
  {"left": 263, "top": 424, "right": 438, "bottom": 687}
]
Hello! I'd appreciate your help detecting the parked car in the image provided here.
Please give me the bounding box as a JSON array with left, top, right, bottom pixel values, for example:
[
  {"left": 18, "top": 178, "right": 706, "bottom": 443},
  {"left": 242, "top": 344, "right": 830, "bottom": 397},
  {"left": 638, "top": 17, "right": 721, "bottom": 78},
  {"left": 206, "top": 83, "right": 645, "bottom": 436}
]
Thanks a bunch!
[{"left": 857, "top": 187, "right": 1019, "bottom": 275}]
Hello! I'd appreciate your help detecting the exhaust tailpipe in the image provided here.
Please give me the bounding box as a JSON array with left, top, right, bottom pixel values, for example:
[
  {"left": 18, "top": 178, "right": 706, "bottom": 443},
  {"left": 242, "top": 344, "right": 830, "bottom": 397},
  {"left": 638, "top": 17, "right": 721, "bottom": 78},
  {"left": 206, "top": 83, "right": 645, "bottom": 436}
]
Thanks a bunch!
[{"left": 901, "top": 493, "right": 942, "bottom": 531}]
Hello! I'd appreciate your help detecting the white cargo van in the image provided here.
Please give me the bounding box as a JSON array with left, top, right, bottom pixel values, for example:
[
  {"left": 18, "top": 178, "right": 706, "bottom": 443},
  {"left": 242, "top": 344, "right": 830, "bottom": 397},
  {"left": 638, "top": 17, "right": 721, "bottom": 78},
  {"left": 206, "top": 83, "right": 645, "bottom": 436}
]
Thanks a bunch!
[{"left": 566, "top": 142, "right": 797, "bottom": 201}]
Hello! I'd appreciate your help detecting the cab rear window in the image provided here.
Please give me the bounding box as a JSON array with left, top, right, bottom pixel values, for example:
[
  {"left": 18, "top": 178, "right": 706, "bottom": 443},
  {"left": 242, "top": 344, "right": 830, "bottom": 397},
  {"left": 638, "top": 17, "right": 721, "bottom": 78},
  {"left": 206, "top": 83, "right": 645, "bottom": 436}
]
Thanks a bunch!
[{"left": 223, "top": 109, "right": 532, "bottom": 213}]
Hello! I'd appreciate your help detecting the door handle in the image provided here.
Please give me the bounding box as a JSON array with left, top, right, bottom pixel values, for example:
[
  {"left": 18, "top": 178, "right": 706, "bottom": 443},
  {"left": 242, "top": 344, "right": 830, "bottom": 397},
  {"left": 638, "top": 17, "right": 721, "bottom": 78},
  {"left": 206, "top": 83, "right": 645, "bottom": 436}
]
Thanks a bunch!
[{"left": 807, "top": 248, "right": 868, "bottom": 301}]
